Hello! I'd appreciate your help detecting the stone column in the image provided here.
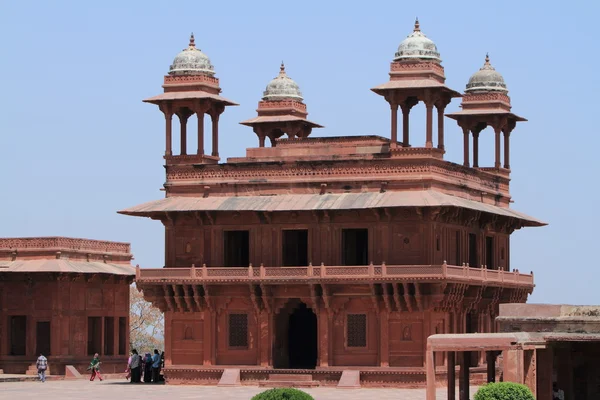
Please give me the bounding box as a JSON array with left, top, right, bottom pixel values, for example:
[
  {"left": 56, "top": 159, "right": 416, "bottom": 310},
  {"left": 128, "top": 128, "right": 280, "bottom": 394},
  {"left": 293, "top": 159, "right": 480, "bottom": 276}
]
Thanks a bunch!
[
  {"left": 536, "top": 348, "right": 553, "bottom": 400},
  {"left": 502, "top": 348, "right": 524, "bottom": 383},
  {"left": 164, "top": 312, "right": 172, "bottom": 367},
  {"left": 459, "top": 351, "right": 470, "bottom": 400},
  {"left": 401, "top": 104, "right": 410, "bottom": 147},
  {"left": 523, "top": 349, "right": 537, "bottom": 396},
  {"left": 197, "top": 111, "right": 204, "bottom": 155},
  {"left": 390, "top": 103, "right": 399, "bottom": 148},
  {"left": 179, "top": 114, "right": 188, "bottom": 155},
  {"left": 318, "top": 309, "right": 329, "bottom": 367},
  {"left": 165, "top": 112, "right": 173, "bottom": 156},
  {"left": 437, "top": 105, "right": 445, "bottom": 150},
  {"left": 425, "top": 348, "right": 436, "bottom": 400},
  {"left": 472, "top": 131, "right": 480, "bottom": 168},
  {"left": 503, "top": 130, "right": 510, "bottom": 169},
  {"left": 203, "top": 310, "right": 212, "bottom": 365},
  {"left": 448, "top": 351, "right": 456, "bottom": 400},
  {"left": 494, "top": 127, "right": 501, "bottom": 169},
  {"left": 259, "top": 311, "right": 270, "bottom": 367},
  {"left": 460, "top": 127, "right": 469, "bottom": 166},
  {"left": 426, "top": 103, "right": 434, "bottom": 148},
  {"left": 380, "top": 310, "right": 389, "bottom": 367},
  {"left": 487, "top": 351, "right": 496, "bottom": 383},
  {"left": 211, "top": 113, "right": 219, "bottom": 157}
]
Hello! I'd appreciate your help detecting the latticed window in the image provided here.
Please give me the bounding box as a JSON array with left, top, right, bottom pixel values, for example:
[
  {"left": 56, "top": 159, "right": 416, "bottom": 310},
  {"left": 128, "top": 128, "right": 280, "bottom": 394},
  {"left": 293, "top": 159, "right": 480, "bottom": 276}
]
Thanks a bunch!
[
  {"left": 228, "top": 314, "right": 248, "bottom": 348},
  {"left": 347, "top": 314, "right": 367, "bottom": 347}
]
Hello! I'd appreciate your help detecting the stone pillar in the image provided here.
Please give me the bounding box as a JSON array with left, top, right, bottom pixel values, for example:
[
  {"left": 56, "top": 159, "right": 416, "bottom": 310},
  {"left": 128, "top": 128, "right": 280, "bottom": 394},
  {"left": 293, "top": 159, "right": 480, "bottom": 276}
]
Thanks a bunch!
[
  {"left": 494, "top": 127, "right": 501, "bottom": 169},
  {"left": 197, "top": 111, "right": 204, "bottom": 155},
  {"left": 259, "top": 311, "right": 270, "bottom": 367},
  {"left": 502, "top": 348, "right": 524, "bottom": 383},
  {"left": 165, "top": 112, "right": 173, "bottom": 156},
  {"left": 164, "top": 312, "right": 172, "bottom": 367},
  {"left": 426, "top": 103, "right": 434, "bottom": 148},
  {"left": 459, "top": 351, "right": 470, "bottom": 400},
  {"left": 523, "top": 349, "right": 537, "bottom": 396},
  {"left": 472, "top": 131, "right": 480, "bottom": 168},
  {"left": 179, "top": 114, "right": 188, "bottom": 155},
  {"left": 318, "top": 309, "right": 329, "bottom": 367},
  {"left": 210, "top": 112, "right": 220, "bottom": 157},
  {"left": 448, "top": 351, "right": 456, "bottom": 400},
  {"left": 503, "top": 130, "right": 510, "bottom": 169},
  {"left": 462, "top": 127, "right": 470, "bottom": 167},
  {"left": 536, "top": 348, "right": 553, "bottom": 400},
  {"left": 557, "top": 346, "right": 573, "bottom": 400},
  {"left": 380, "top": 310, "right": 389, "bottom": 367},
  {"left": 437, "top": 105, "right": 445, "bottom": 150},
  {"left": 203, "top": 310, "right": 212, "bottom": 365},
  {"left": 390, "top": 103, "right": 399, "bottom": 148},
  {"left": 425, "top": 348, "right": 436, "bottom": 400},
  {"left": 401, "top": 104, "right": 410, "bottom": 147}
]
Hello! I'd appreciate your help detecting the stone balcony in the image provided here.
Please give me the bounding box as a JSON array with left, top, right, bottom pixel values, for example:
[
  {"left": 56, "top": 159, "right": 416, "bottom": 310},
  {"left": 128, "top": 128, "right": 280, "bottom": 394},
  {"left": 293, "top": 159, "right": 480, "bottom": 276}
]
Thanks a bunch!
[{"left": 135, "top": 263, "right": 534, "bottom": 288}]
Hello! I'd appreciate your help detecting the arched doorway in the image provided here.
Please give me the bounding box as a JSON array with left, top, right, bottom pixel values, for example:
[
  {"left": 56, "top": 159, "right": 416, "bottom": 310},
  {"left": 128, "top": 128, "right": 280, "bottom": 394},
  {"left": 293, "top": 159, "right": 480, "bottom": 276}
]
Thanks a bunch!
[{"left": 273, "top": 300, "right": 317, "bottom": 369}]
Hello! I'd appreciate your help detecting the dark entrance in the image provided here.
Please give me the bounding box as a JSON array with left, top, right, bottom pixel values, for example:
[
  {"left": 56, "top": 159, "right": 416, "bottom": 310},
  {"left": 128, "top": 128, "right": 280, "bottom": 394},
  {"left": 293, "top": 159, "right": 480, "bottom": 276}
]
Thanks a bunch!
[
  {"left": 36, "top": 321, "right": 51, "bottom": 356},
  {"left": 273, "top": 301, "right": 317, "bottom": 369},
  {"left": 342, "top": 228, "right": 369, "bottom": 265}
]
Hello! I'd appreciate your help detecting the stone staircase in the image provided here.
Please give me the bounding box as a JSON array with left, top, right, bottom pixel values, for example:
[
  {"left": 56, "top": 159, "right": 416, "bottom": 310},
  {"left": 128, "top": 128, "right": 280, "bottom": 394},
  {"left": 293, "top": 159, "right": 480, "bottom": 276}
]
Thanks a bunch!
[{"left": 259, "top": 373, "right": 320, "bottom": 388}]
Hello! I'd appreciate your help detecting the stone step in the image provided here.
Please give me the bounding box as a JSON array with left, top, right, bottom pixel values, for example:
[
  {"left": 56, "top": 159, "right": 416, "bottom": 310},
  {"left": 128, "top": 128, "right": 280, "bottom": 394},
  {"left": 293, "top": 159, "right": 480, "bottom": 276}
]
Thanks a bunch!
[
  {"left": 259, "top": 373, "right": 320, "bottom": 388},
  {"left": 269, "top": 373, "right": 313, "bottom": 382}
]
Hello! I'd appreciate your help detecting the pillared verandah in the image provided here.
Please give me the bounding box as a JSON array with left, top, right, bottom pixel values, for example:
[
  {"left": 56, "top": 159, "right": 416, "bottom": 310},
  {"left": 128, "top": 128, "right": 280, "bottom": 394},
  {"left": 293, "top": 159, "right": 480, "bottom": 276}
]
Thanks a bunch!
[{"left": 120, "top": 20, "right": 545, "bottom": 386}]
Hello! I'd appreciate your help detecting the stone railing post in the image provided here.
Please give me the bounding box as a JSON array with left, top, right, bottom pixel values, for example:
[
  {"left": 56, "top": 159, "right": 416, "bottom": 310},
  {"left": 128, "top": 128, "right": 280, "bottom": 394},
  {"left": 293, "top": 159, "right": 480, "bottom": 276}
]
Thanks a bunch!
[
  {"left": 201, "top": 263, "right": 207, "bottom": 279},
  {"left": 442, "top": 260, "right": 447, "bottom": 278},
  {"left": 260, "top": 263, "right": 265, "bottom": 279},
  {"left": 191, "top": 263, "right": 196, "bottom": 278},
  {"left": 321, "top": 262, "right": 325, "bottom": 277},
  {"left": 248, "top": 263, "right": 253, "bottom": 278},
  {"left": 382, "top": 261, "right": 387, "bottom": 277},
  {"left": 308, "top": 262, "right": 313, "bottom": 277},
  {"left": 135, "top": 264, "right": 140, "bottom": 280},
  {"left": 368, "top": 262, "right": 374, "bottom": 277}
]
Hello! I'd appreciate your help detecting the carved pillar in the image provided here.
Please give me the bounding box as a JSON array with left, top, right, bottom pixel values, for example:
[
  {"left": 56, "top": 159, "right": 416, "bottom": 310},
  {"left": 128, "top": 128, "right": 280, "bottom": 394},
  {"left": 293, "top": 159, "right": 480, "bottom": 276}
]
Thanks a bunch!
[
  {"left": 318, "top": 309, "right": 329, "bottom": 367},
  {"left": 178, "top": 113, "right": 189, "bottom": 155},
  {"left": 197, "top": 111, "right": 204, "bottom": 155},
  {"left": 210, "top": 112, "right": 219, "bottom": 157},
  {"left": 390, "top": 103, "right": 399, "bottom": 148},
  {"left": 164, "top": 111, "right": 173, "bottom": 156},
  {"left": 380, "top": 310, "right": 389, "bottom": 367},
  {"left": 259, "top": 311, "right": 270, "bottom": 366},
  {"left": 436, "top": 105, "right": 445, "bottom": 150},
  {"left": 503, "top": 130, "right": 510, "bottom": 169},
  {"left": 472, "top": 131, "right": 480, "bottom": 168},
  {"left": 523, "top": 349, "right": 537, "bottom": 397},
  {"left": 164, "top": 311, "right": 172, "bottom": 367},
  {"left": 462, "top": 127, "right": 470, "bottom": 167},
  {"left": 425, "top": 102, "right": 434, "bottom": 148},
  {"left": 448, "top": 351, "right": 456, "bottom": 400},
  {"left": 203, "top": 310, "right": 212, "bottom": 365},
  {"left": 494, "top": 126, "right": 501, "bottom": 169},
  {"left": 401, "top": 104, "right": 410, "bottom": 147}
]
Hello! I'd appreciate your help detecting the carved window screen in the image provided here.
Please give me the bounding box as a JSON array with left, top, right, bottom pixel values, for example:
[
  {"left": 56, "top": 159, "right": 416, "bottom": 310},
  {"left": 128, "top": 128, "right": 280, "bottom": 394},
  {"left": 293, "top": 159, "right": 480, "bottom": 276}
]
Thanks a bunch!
[
  {"left": 347, "top": 314, "right": 367, "bottom": 347},
  {"left": 228, "top": 314, "right": 248, "bottom": 348}
]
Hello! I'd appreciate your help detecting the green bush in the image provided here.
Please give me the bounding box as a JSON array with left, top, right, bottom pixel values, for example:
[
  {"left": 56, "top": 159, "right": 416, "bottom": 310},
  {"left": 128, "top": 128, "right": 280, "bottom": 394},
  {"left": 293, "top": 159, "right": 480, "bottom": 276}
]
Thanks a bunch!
[
  {"left": 474, "top": 382, "right": 535, "bottom": 400},
  {"left": 251, "top": 388, "right": 314, "bottom": 400}
]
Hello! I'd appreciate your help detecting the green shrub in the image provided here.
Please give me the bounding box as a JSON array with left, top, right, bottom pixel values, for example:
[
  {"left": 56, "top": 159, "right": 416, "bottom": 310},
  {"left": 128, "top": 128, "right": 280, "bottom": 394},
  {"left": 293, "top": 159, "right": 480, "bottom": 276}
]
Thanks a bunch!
[
  {"left": 251, "top": 388, "right": 314, "bottom": 400},
  {"left": 474, "top": 382, "right": 535, "bottom": 400}
]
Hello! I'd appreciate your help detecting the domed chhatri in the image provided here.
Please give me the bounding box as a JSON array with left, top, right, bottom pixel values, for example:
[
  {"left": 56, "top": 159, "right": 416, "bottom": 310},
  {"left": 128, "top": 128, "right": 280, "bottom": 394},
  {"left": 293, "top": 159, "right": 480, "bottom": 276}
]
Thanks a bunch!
[
  {"left": 465, "top": 54, "right": 508, "bottom": 93},
  {"left": 262, "top": 63, "right": 303, "bottom": 101},
  {"left": 394, "top": 18, "right": 441, "bottom": 62},
  {"left": 169, "top": 33, "right": 215, "bottom": 76}
]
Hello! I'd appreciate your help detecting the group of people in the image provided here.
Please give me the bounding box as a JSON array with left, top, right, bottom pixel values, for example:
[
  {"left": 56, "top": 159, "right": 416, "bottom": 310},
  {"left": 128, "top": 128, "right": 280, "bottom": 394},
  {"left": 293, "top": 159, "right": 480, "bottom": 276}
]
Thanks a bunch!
[{"left": 126, "top": 349, "right": 163, "bottom": 383}]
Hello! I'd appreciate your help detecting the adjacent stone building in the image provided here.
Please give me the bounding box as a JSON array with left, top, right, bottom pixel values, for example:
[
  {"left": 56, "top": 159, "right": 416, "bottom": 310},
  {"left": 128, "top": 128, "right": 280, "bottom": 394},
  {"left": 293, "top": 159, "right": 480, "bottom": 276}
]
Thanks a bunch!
[
  {"left": 0, "top": 237, "right": 135, "bottom": 375},
  {"left": 122, "top": 21, "right": 545, "bottom": 386}
]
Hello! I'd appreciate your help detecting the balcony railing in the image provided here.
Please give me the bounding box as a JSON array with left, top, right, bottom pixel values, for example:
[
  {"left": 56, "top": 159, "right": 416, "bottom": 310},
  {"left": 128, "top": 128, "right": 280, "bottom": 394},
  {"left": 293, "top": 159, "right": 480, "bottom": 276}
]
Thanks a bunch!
[{"left": 135, "top": 263, "right": 534, "bottom": 287}]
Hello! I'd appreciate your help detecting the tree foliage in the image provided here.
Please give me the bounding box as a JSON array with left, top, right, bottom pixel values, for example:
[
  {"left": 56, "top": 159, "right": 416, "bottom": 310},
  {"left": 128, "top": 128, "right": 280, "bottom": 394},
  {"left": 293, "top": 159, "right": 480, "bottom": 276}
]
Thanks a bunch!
[
  {"left": 130, "top": 284, "right": 164, "bottom": 352},
  {"left": 474, "top": 382, "right": 535, "bottom": 400},
  {"left": 251, "top": 388, "right": 314, "bottom": 400}
]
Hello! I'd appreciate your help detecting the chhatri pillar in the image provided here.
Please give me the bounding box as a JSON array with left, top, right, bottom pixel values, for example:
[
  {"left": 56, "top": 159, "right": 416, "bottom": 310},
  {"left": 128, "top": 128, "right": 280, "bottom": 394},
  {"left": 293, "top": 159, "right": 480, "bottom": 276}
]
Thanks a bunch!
[
  {"left": 240, "top": 63, "right": 323, "bottom": 147},
  {"left": 144, "top": 34, "right": 238, "bottom": 164},
  {"left": 372, "top": 19, "right": 460, "bottom": 151},
  {"left": 447, "top": 54, "right": 526, "bottom": 171}
]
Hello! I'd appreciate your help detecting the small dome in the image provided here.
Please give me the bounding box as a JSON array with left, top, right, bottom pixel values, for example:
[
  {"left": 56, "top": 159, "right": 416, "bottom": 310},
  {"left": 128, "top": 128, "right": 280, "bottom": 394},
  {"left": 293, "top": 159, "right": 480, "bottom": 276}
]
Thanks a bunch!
[
  {"left": 262, "top": 63, "right": 303, "bottom": 101},
  {"left": 394, "top": 19, "right": 441, "bottom": 62},
  {"left": 465, "top": 54, "right": 508, "bottom": 93},
  {"left": 168, "top": 34, "right": 215, "bottom": 76}
]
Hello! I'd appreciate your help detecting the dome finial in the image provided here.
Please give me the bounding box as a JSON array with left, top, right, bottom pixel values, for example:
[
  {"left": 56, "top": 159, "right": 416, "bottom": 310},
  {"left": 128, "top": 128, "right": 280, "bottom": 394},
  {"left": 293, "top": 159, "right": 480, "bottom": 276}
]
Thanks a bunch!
[
  {"left": 414, "top": 17, "right": 420, "bottom": 32},
  {"left": 485, "top": 52, "right": 490, "bottom": 64},
  {"left": 279, "top": 61, "right": 286, "bottom": 76},
  {"left": 189, "top": 32, "right": 196, "bottom": 48}
]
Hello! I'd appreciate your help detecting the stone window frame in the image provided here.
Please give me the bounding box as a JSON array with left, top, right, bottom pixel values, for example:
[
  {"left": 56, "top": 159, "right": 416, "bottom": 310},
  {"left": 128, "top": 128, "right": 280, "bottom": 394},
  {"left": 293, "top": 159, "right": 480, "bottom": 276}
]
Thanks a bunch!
[
  {"left": 345, "top": 313, "right": 368, "bottom": 349},
  {"left": 227, "top": 312, "right": 249, "bottom": 350}
]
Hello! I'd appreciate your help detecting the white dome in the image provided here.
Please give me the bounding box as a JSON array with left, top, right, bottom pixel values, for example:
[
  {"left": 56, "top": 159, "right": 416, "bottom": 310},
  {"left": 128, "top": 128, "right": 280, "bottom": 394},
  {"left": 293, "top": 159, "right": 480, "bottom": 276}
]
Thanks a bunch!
[
  {"left": 262, "top": 63, "right": 303, "bottom": 101},
  {"left": 465, "top": 54, "right": 508, "bottom": 93},
  {"left": 394, "top": 19, "right": 441, "bottom": 62},
  {"left": 168, "top": 34, "right": 215, "bottom": 76}
]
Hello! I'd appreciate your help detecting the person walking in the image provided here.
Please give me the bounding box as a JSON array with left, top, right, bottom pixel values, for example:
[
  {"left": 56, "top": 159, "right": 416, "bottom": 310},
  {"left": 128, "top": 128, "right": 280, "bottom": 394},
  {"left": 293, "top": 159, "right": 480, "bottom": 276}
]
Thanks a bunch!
[
  {"left": 151, "top": 349, "right": 161, "bottom": 383},
  {"left": 129, "top": 349, "right": 141, "bottom": 383},
  {"left": 36, "top": 353, "right": 48, "bottom": 383},
  {"left": 88, "top": 353, "right": 103, "bottom": 381}
]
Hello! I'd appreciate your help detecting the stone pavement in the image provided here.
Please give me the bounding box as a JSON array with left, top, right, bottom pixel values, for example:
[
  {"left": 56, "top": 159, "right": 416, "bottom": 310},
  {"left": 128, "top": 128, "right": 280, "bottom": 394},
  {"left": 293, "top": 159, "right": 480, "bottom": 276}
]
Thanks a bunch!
[{"left": 0, "top": 379, "right": 480, "bottom": 399}]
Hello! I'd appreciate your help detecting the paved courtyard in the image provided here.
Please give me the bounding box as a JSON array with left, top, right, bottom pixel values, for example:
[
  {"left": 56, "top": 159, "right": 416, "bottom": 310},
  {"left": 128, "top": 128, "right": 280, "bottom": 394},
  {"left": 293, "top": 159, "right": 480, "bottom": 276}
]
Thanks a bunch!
[{"left": 1, "top": 379, "right": 479, "bottom": 399}]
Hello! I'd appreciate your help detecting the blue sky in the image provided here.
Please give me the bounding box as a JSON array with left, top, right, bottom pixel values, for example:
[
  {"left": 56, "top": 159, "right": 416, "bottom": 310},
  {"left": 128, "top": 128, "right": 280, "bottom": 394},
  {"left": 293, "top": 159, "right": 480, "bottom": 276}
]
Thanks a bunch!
[{"left": 1, "top": 1, "right": 598, "bottom": 305}]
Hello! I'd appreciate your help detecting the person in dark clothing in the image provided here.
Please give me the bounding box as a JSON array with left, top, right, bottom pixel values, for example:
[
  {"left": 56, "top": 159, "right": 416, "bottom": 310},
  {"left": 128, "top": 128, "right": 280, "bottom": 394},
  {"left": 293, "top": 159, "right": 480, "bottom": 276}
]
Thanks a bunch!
[
  {"left": 151, "top": 349, "right": 161, "bottom": 383},
  {"left": 129, "top": 349, "right": 142, "bottom": 383},
  {"left": 143, "top": 353, "right": 153, "bottom": 383}
]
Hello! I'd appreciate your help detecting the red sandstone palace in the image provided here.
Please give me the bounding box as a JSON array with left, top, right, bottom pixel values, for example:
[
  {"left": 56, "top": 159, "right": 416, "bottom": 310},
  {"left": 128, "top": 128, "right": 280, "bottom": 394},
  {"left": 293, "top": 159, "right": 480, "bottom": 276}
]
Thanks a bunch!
[{"left": 122, "top": 21, "right": 545, "bottom": 386}]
